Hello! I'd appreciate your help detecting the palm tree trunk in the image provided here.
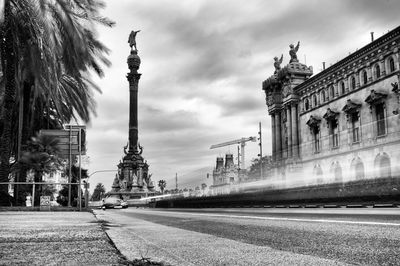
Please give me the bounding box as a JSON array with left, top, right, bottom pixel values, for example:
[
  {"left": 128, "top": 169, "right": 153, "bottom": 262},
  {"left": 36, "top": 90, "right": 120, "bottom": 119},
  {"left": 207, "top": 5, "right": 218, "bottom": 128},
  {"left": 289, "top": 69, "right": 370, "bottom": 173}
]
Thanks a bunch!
[
  {"left": 33, "top": 171, "right": 42, "bottom": 207},
  {"left": 15, "top": 88, "right": 23, "bottom": 203},
  {"left": 14, "top": 81, "right": 32, "bottom": 205},
  {"left": 0, "top": 0, "right": 16, "bottom": 194}
]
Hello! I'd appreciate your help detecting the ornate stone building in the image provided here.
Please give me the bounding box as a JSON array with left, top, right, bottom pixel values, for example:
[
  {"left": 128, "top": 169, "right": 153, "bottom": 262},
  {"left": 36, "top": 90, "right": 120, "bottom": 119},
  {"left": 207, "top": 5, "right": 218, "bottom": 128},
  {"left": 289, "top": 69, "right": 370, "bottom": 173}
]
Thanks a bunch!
[
  {"left": 211, "top": 154, "right": 241, "bottom": 194},
  {"left": 263, "top": 26, "right": 400, "bottom": 187}
]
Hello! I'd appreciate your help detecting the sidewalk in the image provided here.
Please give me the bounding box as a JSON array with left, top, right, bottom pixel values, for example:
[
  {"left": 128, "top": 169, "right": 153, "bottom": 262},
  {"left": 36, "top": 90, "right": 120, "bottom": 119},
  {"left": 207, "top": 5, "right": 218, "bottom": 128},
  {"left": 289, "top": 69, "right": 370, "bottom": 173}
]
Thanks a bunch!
[{"left": 0, "top": 211, "right": 123, "bottom": 265}]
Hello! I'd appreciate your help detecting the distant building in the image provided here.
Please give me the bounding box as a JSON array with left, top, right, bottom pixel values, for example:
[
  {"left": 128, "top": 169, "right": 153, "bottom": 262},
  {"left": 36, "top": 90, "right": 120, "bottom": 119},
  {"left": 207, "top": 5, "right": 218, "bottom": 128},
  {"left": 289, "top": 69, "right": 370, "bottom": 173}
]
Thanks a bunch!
[
  {"left": 262, "top": 26, "right": 400, "bottom": 187},
  {"left": 211, "top": 154, "right": 243, "bottom": 194}
]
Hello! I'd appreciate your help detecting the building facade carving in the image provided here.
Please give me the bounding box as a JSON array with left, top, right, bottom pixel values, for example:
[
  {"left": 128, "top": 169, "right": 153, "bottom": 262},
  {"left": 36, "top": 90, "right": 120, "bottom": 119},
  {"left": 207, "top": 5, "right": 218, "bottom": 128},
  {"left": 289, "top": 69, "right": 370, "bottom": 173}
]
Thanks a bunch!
[{"left": 262, "top": 26, "right": 400, "bottom": 187}]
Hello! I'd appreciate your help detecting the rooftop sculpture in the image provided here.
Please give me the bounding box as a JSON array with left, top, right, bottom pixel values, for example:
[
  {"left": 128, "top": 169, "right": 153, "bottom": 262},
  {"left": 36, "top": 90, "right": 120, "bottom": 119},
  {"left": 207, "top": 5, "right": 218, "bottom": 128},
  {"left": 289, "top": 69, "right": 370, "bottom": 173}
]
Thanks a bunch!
[
  {"left": 274, "top": 54, "right": 283, "bottom": 74},
  {"left": 289, "top": 41, "right": 300, "bottom": 63}
]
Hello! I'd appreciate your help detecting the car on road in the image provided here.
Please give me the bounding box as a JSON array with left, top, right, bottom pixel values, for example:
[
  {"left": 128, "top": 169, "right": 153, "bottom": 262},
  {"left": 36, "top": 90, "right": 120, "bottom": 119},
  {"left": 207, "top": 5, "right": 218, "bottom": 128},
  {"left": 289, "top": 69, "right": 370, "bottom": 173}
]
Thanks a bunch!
[{"left": 101, "top": 195, "right": 128, "bottom": 209}]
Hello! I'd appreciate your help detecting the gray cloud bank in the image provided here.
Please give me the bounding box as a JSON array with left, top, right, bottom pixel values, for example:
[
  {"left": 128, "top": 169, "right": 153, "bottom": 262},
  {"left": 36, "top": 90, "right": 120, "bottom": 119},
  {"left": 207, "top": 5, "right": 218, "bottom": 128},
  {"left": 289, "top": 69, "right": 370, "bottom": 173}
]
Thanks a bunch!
[{"left": 87, "top": 0, "right": 400, "bottom": 190}]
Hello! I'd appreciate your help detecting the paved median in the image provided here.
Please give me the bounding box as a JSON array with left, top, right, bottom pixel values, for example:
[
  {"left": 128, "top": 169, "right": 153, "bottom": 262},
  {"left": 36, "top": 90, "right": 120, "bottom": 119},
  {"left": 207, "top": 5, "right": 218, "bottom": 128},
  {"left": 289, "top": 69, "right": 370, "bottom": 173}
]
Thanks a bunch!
[{"left": 0, "top": 211, "right": 123, "bottom": 265}]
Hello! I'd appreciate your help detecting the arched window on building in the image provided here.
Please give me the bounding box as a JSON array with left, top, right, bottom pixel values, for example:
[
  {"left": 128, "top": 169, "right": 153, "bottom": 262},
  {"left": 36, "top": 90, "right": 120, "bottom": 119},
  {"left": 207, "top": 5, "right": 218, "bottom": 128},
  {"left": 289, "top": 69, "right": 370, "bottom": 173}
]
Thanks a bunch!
[
  {"left": 340, "top": 81, "right": 345, "bottom": 94},
  {"left": 313, "top": 94, "right": 317, "bottom": 107},
  {"left": 351, "top": 157, "right": 365, "bottom": 180},
  {"left": 374, "top": 153, "right": 391, "bottom": 179},
  {"left": 375, "top": 64, "right": 381, "bottom": 79},
  {"left": 362, "top": 70, "right": 368, "bottom": 85},
  {"left": 321, "top": 90, "right": 326, "bottom": 102},
  {"left": 334, "top": 164, "right": 342, "bottom": 182},
  {"left": 304, "top": 98, "right": 310, "bottom": 111},
  {"left": 389, "top": 57, "right": 396, "bottom": 73},
  {"left": 314, "top": 164, "right": 323, "bottom": 184},
  {"left": 350, "top": 76, "right": 356, "bottom": 90},
  {"left": 330, "top": 162, "right": 342, "bottom": 183},
  {"left": 330, "top": 86, "right": 335, "bottom": 99}
]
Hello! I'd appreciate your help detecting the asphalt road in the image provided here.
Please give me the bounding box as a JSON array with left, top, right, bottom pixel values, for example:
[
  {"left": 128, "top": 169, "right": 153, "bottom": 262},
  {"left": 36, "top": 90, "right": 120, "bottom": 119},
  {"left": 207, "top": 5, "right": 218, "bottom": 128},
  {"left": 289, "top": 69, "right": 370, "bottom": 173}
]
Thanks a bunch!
[{"left": 96, "top": 207, "right": 400, "bottom": 265}]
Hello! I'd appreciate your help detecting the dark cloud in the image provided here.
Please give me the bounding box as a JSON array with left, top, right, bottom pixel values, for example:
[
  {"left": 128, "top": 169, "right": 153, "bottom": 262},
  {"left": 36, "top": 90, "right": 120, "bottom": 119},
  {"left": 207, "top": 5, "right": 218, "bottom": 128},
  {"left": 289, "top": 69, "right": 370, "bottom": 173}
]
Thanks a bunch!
[
  {"left": 140, "top": 107, "right": 202, "bottom": 132},
  {"left": 217, "top": 96, "right": 264, "bottom": 117}
]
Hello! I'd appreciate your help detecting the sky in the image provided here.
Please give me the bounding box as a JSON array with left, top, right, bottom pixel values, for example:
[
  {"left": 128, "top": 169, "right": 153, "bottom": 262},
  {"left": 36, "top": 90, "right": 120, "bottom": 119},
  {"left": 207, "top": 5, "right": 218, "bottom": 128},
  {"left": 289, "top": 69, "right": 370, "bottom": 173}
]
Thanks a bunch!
[{"left": 84, "top": 0, "right": 400, "bottom": 192}]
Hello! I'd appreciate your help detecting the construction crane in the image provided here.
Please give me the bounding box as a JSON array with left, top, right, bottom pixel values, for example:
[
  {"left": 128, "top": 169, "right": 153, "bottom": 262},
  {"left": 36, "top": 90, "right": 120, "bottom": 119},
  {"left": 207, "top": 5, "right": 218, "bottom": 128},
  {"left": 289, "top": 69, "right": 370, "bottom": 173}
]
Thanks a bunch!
[{"left": 210, "top": 136, "right": 256, "bottom": 169}]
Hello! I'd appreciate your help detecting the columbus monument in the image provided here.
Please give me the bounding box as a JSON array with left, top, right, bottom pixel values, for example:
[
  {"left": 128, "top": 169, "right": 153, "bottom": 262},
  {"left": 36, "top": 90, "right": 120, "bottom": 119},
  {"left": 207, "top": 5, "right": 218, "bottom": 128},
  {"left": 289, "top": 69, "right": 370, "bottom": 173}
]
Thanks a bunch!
[{"left": 110, "top": 30, "right": 155, "bottom": 199}]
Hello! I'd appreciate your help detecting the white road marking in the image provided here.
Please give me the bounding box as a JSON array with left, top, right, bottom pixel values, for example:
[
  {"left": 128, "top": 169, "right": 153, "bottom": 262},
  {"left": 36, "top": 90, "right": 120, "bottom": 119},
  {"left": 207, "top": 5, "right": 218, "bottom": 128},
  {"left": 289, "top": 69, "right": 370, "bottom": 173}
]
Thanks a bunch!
[{"left": 140, "top": 210, "right": 400, "bottom": 227}]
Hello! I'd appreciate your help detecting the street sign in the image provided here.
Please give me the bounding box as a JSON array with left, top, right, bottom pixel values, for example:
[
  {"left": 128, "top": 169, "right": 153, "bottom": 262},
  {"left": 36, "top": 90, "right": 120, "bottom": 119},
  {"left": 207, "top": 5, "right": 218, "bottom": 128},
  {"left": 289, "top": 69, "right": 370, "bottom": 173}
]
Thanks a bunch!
[{"left": 40, "top": 127, "right": 86, "bottom": 157}]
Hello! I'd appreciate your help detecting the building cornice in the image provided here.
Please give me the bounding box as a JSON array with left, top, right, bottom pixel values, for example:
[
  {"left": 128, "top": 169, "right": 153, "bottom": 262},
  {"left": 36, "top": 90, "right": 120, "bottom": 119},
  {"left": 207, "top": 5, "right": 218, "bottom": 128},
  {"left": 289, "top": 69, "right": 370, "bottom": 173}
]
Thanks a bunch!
[{"left": 295, "top": 25, "right": 400, "bottom": 94}]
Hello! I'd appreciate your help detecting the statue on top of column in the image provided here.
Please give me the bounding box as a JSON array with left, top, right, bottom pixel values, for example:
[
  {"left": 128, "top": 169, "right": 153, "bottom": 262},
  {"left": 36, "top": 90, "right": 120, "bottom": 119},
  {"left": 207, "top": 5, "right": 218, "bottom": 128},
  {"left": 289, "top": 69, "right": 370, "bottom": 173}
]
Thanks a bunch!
[
  {"left": 273, "top": 54, "right": 283, "bottom": 74},
  {"left": 128, "top": 30, "right": 141, "bottom": 51},
  {"left": 289, "top": 41, "right": 300, "bottom": 63}
]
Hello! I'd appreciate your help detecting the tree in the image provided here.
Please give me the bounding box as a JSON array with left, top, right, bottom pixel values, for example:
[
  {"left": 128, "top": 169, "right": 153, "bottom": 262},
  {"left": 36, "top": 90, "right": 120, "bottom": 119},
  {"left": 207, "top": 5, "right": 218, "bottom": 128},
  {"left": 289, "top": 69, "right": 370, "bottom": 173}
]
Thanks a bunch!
[
  {"left": 0, "top": 0, "right": 114, "bottom": 197},
  {"left": 56, "top": 165, "right": 88, "bottom": 207},
  {"left": 201, "top": 183, "right": 207, "bottom": 191},
  {"left": 12, "top": 134, "right": 62, "bottom": 206},
  {"left": 247, "top": 156, "right": 273, "bottom": 180},
  {"left": 91, "top": 183, "right": 105, "bottom": 201},
  {"left": 41, "top": 184, "right": 57, "bottom": 201},
  {"left": 158, "top": 180, "right": 166, "bottom": 194}
]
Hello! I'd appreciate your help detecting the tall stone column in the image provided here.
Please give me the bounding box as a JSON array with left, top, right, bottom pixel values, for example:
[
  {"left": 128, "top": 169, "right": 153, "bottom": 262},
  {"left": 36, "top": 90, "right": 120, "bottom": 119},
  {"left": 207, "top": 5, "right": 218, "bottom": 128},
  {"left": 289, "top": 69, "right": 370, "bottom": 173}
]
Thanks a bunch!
[
  {"left": 271, "top": 113, "right": 276, "bottom": 161},
  {"left": 275, "top": 111, "right": 282, "bottom": 160},
  {"left": 291, "top": 103, "right": 299, "bottom": 157},
  {"left": 111, "top": 31, "right": 155, "bottom": 196},
  {"left": 287, "top": 105, "right": 292, "bottom": 158},
  {"left": 127, "top": 50, "right": 142, "bottom": 153}
]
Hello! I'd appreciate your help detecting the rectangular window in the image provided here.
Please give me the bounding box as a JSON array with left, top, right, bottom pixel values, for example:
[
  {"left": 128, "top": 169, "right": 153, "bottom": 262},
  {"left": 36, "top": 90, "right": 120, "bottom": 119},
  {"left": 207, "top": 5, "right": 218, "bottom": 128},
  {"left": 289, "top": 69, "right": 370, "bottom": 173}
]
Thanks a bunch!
[
  {"left": 331, "top": 120, "right": 339, "bottom": 147},
  {"left": 313, "top": 128, "right": 320, "bottom": 153},
  {"left": 376, "top": 103, "right": 386, "bottom": 136},
  {"left": 351, "top": 113, "right": 360, "bottom": 142}
]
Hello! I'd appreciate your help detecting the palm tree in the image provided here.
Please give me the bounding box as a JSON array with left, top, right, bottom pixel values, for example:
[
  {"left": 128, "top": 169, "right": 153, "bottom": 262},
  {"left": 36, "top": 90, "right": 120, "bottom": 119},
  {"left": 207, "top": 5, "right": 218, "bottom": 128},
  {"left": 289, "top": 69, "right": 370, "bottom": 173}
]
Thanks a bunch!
[
  {"left": 91, "top": 183, "right": 105, "bottom": 201},
  {"left": 158, "top": 180, "right": 166, "bottom": 194},
  {"left": 0, "top": 0, "right": 114, "bottom": 195},
  {"left": 57, "top": 164, "right": 89, "bottom": 207},
  {"left": 12, "top": 134, "right": 63, "bottom": 206}
]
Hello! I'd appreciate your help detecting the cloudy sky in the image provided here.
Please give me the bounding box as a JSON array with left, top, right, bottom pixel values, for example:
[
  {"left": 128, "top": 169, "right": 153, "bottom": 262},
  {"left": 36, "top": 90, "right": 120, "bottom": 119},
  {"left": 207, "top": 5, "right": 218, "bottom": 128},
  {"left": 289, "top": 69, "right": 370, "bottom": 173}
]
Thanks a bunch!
[{"left": 85, "top": 0, "right": 400, "bottom": 191}]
